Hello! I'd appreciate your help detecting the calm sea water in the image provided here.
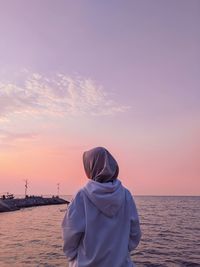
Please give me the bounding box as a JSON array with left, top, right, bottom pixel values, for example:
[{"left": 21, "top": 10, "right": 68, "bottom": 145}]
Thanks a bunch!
[{"left": 0, "top": 196, "right": 199, "bottom": 267}]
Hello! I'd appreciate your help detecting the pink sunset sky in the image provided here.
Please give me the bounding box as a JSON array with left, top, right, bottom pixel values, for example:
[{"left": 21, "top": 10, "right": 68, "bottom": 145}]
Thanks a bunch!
[{"left": 0, "top": 0, "right": 199, "bottom": 196}]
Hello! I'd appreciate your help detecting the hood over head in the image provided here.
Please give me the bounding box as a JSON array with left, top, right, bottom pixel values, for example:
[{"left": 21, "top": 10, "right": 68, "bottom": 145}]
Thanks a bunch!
[
  {"left": 83, "top": 147, "right": 119, "bottom": 183},
  {"left": 83, "top": 179, "right": 125, "bottom": 217}
]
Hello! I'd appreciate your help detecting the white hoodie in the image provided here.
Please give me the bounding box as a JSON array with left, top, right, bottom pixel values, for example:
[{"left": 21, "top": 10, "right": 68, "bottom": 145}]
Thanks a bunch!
[{"left": 62, "top": 147, "right": 141, "bottom": 267}]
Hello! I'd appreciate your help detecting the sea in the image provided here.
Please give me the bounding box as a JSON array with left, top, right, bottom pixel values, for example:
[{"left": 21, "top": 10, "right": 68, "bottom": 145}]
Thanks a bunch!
[{"left": 0, "top": 196, "right": 199, "bottom": 267}]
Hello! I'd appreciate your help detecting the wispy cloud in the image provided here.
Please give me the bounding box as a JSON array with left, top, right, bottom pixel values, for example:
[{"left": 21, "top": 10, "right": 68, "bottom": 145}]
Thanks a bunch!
[
  {"left": 0, "top": 72, "right": 130, "bottom": 120},
  {"left": 0, "top": 129, "right": 38, "bottom": 149},
  {"left": 0, "top": 130, "right": 37, "bottom": 141}
]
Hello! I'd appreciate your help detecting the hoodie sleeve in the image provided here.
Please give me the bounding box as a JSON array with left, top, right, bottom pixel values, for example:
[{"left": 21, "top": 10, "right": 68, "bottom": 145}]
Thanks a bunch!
[
  {"left": 128, "top": 194, "right": 142, "bottom": 252},
  {"left": 62, "top": 191, "right": 85, "bottom": 261}
]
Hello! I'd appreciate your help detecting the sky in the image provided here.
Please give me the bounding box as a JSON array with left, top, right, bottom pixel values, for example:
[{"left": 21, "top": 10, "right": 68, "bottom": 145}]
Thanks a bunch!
[{"left": 0, "top": 0, "right": 199, "bottom": 196}]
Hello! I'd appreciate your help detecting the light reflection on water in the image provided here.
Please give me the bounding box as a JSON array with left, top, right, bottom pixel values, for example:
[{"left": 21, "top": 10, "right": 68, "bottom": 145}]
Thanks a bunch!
[
  {"left": 0, "top": 196, "right": 200, "bottom": 267},
  {"left": 0, "top": 204, "right": 68, "bottom": 267}
]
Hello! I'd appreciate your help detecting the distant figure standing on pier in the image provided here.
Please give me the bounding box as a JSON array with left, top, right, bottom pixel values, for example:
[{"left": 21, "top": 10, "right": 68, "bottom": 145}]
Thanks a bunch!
[{"left": 62, "top": 147, "right": 141, "bottom": 267}]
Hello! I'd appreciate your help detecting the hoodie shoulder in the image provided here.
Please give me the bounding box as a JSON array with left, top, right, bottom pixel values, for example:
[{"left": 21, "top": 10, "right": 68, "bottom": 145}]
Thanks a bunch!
[
  {"left": 67, "top": 189, "right": 85, "bottom": 217},
  {"left": 124, "top": 188, "right": 133, "bottom": 199},
  {"left": 71, "top": 189, "right": 84, "bottom": 203},
  {"left": 123, "top": 187, "right": 136, "bottom": 205}
]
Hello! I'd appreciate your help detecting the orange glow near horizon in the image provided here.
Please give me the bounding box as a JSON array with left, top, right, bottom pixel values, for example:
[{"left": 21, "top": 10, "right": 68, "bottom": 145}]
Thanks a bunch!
[{"left": 0, "top": 126, "right": 199, "bottom": 196}]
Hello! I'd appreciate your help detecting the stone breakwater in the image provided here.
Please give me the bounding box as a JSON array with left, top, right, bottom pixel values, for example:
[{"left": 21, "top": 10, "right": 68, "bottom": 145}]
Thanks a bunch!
[{"left": 0, "top": 196, "right": 69, "bottom": 212}]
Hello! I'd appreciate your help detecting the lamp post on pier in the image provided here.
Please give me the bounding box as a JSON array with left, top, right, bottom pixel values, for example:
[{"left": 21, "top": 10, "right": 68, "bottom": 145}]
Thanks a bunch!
[
  {"left": 24, "top": 179, "right": 28, "bottom": 198},
  {"left": 57, "top": 183, "right": 60, "bottom": 197}
]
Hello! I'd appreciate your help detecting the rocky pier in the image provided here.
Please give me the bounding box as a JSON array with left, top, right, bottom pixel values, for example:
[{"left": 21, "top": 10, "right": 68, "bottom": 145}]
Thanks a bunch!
[{"left": 0, "top": 196, "right": 69, "bottom": 213}]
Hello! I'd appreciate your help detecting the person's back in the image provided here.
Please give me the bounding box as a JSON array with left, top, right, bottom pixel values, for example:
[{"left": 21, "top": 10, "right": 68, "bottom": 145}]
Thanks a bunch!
[{"left": 62, "top": 147, "right": 141, "bottom": 267}]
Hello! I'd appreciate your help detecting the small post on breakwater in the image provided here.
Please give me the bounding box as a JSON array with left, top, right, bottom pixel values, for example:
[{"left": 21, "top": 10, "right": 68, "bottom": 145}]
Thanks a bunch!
[
  {"left": 57, "top": 183, "right": 60, "bottom": 197},
  {"left": 24, "top": 179, "right": 28, "bottom": 198}
]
